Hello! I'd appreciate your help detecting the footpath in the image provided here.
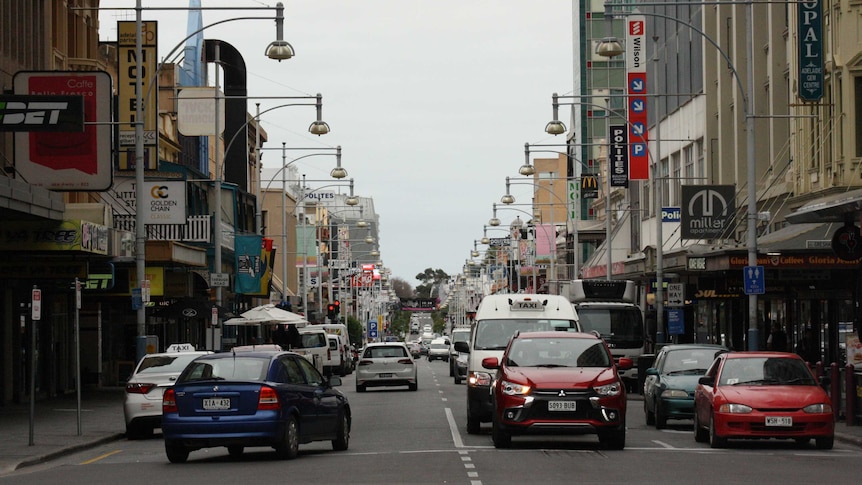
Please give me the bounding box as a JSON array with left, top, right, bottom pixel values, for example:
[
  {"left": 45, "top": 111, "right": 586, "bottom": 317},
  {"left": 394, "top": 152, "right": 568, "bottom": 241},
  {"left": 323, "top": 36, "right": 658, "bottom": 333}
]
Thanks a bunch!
[{"left": 1, "top": 389, "right": 862, "bottom": 476}]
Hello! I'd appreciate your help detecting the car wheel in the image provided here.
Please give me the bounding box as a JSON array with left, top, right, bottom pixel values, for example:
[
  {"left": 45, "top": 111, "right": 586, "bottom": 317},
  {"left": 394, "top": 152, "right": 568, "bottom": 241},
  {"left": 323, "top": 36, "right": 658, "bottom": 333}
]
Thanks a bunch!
[
  {"left": 709, "top": 413, "right": 727, "bottom": 449},
  {"left": 227, "top": 446, "right": 244, "bottom": 458},
  {"left": 815, "top": 436, "right": 834, "bottom": 450},
  {"left": 449, "top": 361, "right": 454, "bottom": 377},
  {"left": 644, "top": 400, "right": 655, "bottom": 426},
  {"left": 598, "top": 427, "right": 626, "bottom": 450},
  {"left": 454, "top": 374, "right": 462, "bottom": 385},
  {"left": 332, "top": 411, "right": 350, "bottom": 451},
  {"left": 408, "top": 382, "right": 418, "bottom": 392},
  {"left": 275, "top": 416, "right": 299, "bottom": 460},
  {"left": 466, "top": 412, "right": 481, "bottom": 434},
  {"left": 356, "top": 383, "right": 366, "bottom": 393},
  {"left": 693, "top": 409, "right": 708, "bottom": 443},
  {"left": 491, "top": 415, "right": 512, "bottom": 448},
  {"left": 165, "top": 441, "right": 189, "bottom": 463}
]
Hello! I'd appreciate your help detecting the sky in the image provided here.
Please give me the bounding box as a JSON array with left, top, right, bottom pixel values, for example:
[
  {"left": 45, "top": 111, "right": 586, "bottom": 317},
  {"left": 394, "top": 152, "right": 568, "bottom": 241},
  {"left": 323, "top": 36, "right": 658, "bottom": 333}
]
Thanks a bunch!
[{"left": 98, "top": 1, "right": 575, "bottom": 288}]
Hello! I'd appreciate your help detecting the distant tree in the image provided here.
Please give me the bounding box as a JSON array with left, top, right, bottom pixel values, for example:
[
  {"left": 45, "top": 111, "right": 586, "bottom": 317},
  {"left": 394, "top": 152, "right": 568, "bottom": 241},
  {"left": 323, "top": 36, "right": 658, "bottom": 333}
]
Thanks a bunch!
[
  {"left": 390, "top": 277, "right": 414, "bottom": 299},
  {"left": 415, "top": 268, "right": 449, "bottom": 298}
]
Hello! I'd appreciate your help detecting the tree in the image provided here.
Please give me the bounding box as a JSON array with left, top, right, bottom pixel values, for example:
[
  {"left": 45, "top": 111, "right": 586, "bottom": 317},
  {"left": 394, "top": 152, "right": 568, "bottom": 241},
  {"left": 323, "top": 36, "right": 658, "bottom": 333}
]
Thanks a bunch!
[
  {"left": 389, "top": 277, "right": 414, "bottom": 299},
  {"left": 414, "top": 268, "right": 449, "bottom": 298}
]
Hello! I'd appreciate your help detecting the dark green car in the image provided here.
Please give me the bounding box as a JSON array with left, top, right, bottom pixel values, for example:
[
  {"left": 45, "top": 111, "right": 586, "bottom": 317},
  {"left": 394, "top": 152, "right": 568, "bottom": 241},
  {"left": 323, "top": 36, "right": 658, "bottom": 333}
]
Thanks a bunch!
[{"left": 643, "top": 344, "right": 727, "bottom": 429}]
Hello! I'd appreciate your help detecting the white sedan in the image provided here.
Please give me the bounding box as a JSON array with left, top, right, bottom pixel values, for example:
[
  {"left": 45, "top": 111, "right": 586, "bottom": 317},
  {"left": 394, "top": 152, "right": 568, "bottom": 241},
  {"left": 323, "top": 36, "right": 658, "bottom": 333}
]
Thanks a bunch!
[{"left": 355, "top": 342, "right": 417, "bottom": 392}]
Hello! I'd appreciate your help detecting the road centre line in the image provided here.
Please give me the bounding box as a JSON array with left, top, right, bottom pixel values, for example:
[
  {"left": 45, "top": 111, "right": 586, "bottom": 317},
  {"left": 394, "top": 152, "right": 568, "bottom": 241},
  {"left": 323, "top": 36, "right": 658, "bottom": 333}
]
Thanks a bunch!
[
  {"left": 445, "top": 407, "right": 466, "bottom": 448},
  {"left": 80, "top": 450, "right": 123, "bottom": 465}
]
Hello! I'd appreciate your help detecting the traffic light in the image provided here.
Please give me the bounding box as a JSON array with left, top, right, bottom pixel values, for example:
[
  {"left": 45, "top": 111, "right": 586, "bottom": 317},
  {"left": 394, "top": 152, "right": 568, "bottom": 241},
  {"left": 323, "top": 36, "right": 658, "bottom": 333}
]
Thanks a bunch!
[
  {"left": 327, "top": 303, "right": 336, "bottom": 320},
  {"left": 333, "top": 300, "right": 340, "bottom": 315}
]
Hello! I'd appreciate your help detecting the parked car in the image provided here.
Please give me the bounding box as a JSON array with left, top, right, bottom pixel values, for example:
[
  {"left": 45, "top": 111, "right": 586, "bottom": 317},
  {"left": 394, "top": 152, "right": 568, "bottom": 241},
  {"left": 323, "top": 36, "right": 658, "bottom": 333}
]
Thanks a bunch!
[
  {"left": 483, "top": 331, "right": 631, "bottom": 449},
  {"left": 643, "top": 344, "right": 727, "bottom": 428},
  {"left": 355, "top": 342, "right": 417, "bottom": 392},
  {"left": 427, "top": 338, "right": 450, "bottom": 362},
  {"left": 123, "top": 344, "right": 211, "bottom": 439},
  {"left": 161, "top": 350, "right": 350, "bottom": 463},
  {"left": 693, "top": 351, "right": 834, "bottom": 449}
]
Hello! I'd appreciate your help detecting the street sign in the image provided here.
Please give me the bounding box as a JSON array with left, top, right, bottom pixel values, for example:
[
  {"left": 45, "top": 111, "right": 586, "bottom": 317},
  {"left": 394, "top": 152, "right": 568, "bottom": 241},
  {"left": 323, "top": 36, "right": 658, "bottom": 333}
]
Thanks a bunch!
[
  {"left": 743, "top": 266, "right": 766, "bottom": 295},
  {"left": 31, "top": 288, "right": 41, "bottom": 321},
  {"left": 368, "top": 321, "right": 378, "bottom": 339},
  {"left": 667, "top": 283, "right": 684, "bottom": 307},
  {"left": 211, "top": 306, "right": 218, "bottom": 328},
  {"left": 668, "top": 309, "right": 684, "bottom": 335},
  {"left": 210, "top": 273, "right": 229, "bottom": 287}
]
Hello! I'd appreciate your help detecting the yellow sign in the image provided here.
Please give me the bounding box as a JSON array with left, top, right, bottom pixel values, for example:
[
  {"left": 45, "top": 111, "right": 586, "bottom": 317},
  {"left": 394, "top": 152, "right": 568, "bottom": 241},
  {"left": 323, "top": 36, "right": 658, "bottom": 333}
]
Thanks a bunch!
[
  {"left": 129, "top": 267, "right": 165, "bottom": 297},
  {"left": 117, "top": 21, "right": 158, "bottom": 171}
]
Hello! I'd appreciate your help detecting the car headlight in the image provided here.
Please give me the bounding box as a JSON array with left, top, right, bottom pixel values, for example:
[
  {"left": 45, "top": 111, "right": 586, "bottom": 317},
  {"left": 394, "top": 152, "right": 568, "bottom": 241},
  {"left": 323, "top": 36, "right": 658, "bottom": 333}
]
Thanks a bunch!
[
  {"left": 718, "top": 403, "right": 752, "bottom": 413},
  {"left": 500, "top": 380, "right": 531, "bottom": 396},
  {"left": 660, "top": 389, "right": 689, "bottom": 398},
  {"left": 803, "top": 403, "right": 833, "bottom": 414},
  {"left": 469, "top": 371, "right": 492, "bottom": 387},
  {"left": 593, "top": 382, "right": 622, "bottom": 397}
]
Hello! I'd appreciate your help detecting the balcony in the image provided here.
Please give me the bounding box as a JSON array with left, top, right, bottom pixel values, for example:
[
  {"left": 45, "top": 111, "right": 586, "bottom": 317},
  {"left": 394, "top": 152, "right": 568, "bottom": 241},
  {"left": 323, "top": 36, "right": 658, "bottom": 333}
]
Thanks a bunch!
[{"left": 113, "top": 214, "right": 211, "bottom": 242}]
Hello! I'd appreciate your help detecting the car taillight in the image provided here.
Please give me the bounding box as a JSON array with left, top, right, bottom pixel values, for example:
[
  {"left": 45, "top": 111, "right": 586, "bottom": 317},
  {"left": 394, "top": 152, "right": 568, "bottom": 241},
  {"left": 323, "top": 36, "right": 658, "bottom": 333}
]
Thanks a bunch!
[
  {"left": 397, "top": 358, "right": 414, "bottom": 365},
  {"left": 358, "top": 360, "right": 373, "bottom": 366},
  {"left": 126, "top": 383, "right": 156, "bottom": 394},
  {"left": 328, "top": 348, "right": 332, "bottom": 361},
  {"left": 162, "top": 388, "right": 178, "bottom": 413},
  {"left": 258, "top": 386, "right": 280, "bottom": 411}
]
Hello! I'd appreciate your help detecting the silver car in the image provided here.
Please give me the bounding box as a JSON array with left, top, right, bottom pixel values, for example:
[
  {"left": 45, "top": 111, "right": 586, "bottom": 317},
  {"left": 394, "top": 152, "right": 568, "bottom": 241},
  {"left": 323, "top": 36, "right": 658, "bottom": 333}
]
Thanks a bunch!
[
  {"left": 123, "top": 345, "right": 211, "bottom": 439},
  {"left": 355, "top": 342, "right": 417, "bottom": 392}
]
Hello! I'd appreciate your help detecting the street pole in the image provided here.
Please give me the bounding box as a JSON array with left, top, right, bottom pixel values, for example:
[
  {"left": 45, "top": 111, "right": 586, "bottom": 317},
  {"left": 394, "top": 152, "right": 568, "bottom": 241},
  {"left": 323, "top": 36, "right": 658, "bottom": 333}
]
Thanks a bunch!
[
  {"left": 212, "top": 43, "right": 222, "bottom": 351},
  {"left": 745, "top": 0, "right": 759, "bottom": 350},
  {"left": 281, "top": 143, "right": 288, "bottom": 306},
  {"left": 134, "top": 0, "right": 146, "bottom": 363}
]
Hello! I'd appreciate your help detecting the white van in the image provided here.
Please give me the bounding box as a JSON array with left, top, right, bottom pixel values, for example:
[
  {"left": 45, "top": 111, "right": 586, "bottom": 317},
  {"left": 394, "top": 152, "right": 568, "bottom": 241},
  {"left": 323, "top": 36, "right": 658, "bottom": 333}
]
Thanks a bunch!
[
  {"left": 453, "top": 293, "right": 580, "bottom": 434},
  {"left": 294, "top": 327, "right": 329, "bottom": 374},
  {"left": 319, "top": 323, "right": 352, "bottom": 376}
]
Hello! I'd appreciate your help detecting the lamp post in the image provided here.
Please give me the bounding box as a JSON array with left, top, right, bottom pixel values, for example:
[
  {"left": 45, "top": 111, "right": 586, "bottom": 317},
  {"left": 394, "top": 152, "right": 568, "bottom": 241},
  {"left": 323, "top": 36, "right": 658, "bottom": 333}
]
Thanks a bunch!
[{"left": 127, "top": 1, "right": 294, "bottom": 358}]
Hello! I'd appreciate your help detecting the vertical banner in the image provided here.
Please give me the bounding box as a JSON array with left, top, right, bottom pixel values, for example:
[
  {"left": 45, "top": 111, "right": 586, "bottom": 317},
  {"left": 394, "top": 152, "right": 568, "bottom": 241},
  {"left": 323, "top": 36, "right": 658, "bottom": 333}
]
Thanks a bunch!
[
  {"left": 235, "top": 235, "right": 264, "bottom": 294},
  {"left": 609, "top": 125, "right": 629, "bottom": 187},
  {"left": 117, "top": 21, "right": 158, "bottom": 171},
  {"left": 294, "top": 225, "right": 319, "bottom": 267},
  {"left": 626, "top": 15, "right": 649, "bottom": 180},
  {"left": 797, "top": 0, "right": 823, "bottom": 101}
]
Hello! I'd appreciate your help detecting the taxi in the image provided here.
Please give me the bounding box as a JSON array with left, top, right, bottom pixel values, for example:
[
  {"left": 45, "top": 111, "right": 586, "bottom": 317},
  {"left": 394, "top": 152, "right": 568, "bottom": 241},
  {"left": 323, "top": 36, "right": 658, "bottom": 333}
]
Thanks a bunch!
[{"left": 123, "top": 343, "right": 211, "bottom": 439}]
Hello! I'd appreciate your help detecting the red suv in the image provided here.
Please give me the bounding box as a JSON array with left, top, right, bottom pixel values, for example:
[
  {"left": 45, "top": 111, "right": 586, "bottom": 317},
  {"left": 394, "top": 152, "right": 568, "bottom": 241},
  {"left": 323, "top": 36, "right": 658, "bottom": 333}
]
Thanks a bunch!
[{"left": 482, "top": 331, "right": 632, "bottom": 449}]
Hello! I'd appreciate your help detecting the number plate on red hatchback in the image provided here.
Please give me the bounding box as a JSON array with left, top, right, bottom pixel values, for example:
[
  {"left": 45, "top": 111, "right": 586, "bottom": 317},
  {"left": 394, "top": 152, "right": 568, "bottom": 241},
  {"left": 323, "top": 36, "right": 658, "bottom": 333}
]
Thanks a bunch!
[{"left": 765, "top": 416, "right": 792, "bottom": 427}]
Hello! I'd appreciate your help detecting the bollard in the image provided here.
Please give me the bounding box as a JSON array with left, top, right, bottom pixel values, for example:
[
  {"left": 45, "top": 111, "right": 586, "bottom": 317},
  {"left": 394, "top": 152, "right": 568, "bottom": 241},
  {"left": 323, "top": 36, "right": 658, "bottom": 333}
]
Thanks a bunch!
[
  {"left": 830, "top": 363, "right": 840, "bottom": 422},
  {"left": 845, "top": 364, "right": 856, "bottom": 426}
]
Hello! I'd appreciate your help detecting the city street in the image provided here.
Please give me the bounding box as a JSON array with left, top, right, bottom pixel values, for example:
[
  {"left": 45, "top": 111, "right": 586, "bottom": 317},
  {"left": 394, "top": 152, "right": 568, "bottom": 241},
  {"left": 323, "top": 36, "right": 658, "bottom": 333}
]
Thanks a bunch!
[{"left": 1, "top": 359, "right": 858, "bottom": 485}]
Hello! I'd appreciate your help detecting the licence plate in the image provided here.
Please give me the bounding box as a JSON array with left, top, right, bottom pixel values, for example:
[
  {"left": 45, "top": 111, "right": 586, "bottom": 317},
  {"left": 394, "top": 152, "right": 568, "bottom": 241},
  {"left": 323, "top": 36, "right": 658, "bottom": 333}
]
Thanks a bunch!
[
  {"left": 378, "top": 373, "right": 393, "bottom": 378},
  {"left": 548, "top": 401, "right": 577, "bottom": 412},
  {"left": 203, "top": 398, "right": 231, "bottom": 410},
  {"left": 765, "top": 416, "right": 792, "bottom": 427}
]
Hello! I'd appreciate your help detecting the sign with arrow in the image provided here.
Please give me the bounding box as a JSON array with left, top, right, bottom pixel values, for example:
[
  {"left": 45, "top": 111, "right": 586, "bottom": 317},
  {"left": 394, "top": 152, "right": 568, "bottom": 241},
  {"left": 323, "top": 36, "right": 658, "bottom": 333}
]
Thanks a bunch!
[{"left": 743, "top": 265, "right": 765, "bottom": 295}]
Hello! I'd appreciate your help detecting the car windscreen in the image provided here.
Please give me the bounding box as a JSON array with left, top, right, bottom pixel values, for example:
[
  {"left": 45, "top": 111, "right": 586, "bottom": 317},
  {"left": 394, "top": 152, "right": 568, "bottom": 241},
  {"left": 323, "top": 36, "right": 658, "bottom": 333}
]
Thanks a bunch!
[
  {"left": 718, "top": 357, "right": 816, "bottom": 386},
  {"left": 452, "top": 331, "right": 470, "bottom": 344},
  {"left": 474, "top": 319, "right": 578, "bottom": 351},
  {"left": 430, "top": 343, "right": 448, "bottom": 350},
  {"left": 136, "top": 353, "right": 201, "bottom": 374},
  {"left": 576, "top": 307, "right": 644, "bottom": 348},
  {"left": 298, "top": 332, "right": 327, "bottom": 348},
  {"left": 662, "top": 349, "right": 724, "bottom": 375},
  {"left": 179, "top": 357, "right": 268, "bottom": 382},
  {"left": 506, "top": 338, "right": 611, "bottom": 368}
]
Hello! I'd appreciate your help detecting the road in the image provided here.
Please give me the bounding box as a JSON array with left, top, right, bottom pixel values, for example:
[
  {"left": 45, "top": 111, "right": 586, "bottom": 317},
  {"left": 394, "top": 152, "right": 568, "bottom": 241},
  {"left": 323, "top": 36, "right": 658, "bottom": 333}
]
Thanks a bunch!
[{"left": 1, "top": 358, "right": 859, "bottom": 484}]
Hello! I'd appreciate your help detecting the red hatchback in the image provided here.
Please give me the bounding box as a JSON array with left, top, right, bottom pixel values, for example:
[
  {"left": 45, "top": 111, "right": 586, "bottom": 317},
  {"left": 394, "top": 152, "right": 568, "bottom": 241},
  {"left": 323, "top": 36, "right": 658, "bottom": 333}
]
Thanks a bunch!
[
  {"left": 693, "top": 351, "right": 834, "bottom": 449},
  {"left": 482, "top": 331, "right": 632, "bottom": 449}
]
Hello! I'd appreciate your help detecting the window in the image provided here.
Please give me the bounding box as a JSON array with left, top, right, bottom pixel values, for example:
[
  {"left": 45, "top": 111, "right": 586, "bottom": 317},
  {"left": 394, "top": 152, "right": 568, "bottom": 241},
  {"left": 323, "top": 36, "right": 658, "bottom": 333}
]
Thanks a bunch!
[
  {"left": 275, "top": 357, "right": 306, "bottom": 385},
  {"left": 296, "top": 355, "right": 324, "bottom": 386}
]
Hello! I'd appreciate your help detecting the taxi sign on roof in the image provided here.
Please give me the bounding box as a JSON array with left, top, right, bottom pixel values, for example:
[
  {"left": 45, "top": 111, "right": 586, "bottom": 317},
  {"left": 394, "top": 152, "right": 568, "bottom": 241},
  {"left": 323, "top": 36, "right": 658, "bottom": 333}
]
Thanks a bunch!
[
  {"left": 510, "top": 299, "right": 545, "bottom": 311},
  {"left": 166, "top": 343, "right": 195, "bottom": 352}
]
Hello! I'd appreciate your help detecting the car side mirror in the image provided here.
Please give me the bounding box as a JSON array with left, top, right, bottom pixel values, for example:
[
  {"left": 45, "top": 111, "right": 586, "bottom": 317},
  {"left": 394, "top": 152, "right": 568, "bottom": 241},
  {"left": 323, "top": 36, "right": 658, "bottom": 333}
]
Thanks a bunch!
[
  {"left": 645, "top": 367, "right": 659, "bottom": 376},
  {"left": 698, "top": 376, "right": 714, "bottom": 386},
  {"left": 454, "top": 341, "right": 470, "bottom": 353},
  {"left": 328, "top": 376, "right": 342, "bottom": 387},
  {"left": 481, "top": 357, "right": 499, "bottom": 370},
  {"left": 617, "top": 357, "right": 634, "bottom": 371}
]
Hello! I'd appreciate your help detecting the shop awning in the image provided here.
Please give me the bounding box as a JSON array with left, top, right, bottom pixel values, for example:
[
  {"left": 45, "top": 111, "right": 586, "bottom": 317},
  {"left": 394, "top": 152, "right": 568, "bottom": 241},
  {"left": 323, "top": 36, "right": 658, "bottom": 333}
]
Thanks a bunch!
[
  {"left": 786, "top": 188, "right": 862, "bottom": 224},
  {"left": 757, "top": 222, "right": 837, "bottom": 252}
]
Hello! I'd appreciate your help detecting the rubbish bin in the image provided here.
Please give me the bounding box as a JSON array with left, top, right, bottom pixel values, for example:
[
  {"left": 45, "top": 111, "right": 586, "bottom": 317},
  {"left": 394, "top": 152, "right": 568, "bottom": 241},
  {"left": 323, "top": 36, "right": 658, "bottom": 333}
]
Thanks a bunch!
[{"left": 637, "top": 354, "right": 656, "bottom": 395}]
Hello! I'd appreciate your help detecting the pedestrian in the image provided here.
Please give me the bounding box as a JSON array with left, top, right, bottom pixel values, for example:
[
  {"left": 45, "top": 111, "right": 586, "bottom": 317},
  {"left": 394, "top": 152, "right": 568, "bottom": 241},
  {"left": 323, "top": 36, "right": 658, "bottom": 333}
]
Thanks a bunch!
[{"left": 766, "top": 321, "right": 788, "bottom": 352}]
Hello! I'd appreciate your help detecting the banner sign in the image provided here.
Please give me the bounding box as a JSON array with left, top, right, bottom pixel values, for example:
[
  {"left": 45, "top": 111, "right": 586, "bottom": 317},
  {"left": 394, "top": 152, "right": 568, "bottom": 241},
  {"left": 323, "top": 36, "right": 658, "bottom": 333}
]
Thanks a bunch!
[
  {"left": 626, "top": 15, "right": 649, "bottom": 180},
  {"left": 13, "top": 71, "right": 113, "bottom": 190},
  {"left": 681, "top": 185, "right": 736, "bottom": 240},
  {"left": 117, "top": 20, "right": 158, "bottom": 171},
  {"left": 581, "top": 174, "right": 599, "bottom": 199},
  {"left": 236, "top": 235, "right": 275, "bottom": 295},
  {"left": 609, "top": 125, "right": 629, "bottom": 187},
  {"left": 400, "top": 298, "right": 437, "bottom": 312},
  {"left": 0, "top": 95, "right": 84, "bottom": 132},
  {"left": 797, "top": 1, "right": 823, "bottom": 101}
]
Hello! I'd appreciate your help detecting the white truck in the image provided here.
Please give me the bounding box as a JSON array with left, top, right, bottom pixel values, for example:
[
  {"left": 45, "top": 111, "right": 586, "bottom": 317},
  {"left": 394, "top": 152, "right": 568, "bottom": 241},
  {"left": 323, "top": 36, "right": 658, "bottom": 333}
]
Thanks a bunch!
[
  {"left": 454, "top": 293, "right": 580, "bottom": 434},
  {"left": 565, "top": 279, "right": 645, "bottom": 392}
]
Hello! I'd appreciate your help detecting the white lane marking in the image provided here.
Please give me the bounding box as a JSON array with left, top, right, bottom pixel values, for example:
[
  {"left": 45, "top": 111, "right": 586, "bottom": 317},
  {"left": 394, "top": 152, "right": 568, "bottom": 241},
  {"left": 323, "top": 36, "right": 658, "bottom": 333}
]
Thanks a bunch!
[
  {"left": 468, "top": 472, "right": 479, "bottom": 478},
  {"left": 445, "top": 407, "right": 466, "bottom": 448},
  {"left": 442, "top": 398, "right": 448, "bottom": 402},
  {"left": 652, "top": 440, "right": 674, "bottom": 449},
  {"left": 461, "top": 456, "right": 472, "bottom": 462},
  {"left": 465, "top": 463, "right": 476, "bottom": 469}
]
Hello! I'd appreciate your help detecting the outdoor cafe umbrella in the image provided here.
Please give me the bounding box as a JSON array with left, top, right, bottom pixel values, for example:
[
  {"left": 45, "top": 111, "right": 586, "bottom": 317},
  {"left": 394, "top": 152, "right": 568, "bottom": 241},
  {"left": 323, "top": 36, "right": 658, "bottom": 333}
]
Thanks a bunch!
[{"left": 223, "top": 304, "right": 308, "bottom": 327}]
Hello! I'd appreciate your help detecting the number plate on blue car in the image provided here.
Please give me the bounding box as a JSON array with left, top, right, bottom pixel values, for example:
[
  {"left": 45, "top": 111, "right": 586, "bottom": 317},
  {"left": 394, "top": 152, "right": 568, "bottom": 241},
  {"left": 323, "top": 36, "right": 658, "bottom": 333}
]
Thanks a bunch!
[
  {"left": 203, "top": 398, "right": 230, "bottom": 410},
  {"left": 765, "top": 416, "right": 792, "bottom": 427},
  {"left": 548, "top": 401, "right": 576, "bottom": 411}
]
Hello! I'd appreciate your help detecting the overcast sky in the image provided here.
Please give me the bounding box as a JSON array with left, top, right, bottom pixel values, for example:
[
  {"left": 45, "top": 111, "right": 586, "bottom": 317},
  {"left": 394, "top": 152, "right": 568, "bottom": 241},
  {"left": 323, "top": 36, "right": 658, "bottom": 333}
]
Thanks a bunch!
[{"left": 98, "top": 1, "right": 574, "bottom": 288}]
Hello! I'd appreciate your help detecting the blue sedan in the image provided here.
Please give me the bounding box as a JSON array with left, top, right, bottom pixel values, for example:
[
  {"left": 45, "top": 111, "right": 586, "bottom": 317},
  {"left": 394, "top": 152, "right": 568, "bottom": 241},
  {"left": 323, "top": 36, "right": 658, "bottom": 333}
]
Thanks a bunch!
[
  {"left": 161, "top": 350, "right": 350, "bottom": 463},
  {"left": 643, "top": 344, "right": 727, "bottom": 428}
]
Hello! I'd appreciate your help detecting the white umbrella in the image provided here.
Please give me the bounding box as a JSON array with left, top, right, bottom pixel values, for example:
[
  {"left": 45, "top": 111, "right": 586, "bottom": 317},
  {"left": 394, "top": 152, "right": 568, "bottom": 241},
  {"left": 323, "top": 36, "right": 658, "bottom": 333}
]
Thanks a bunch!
[
  {"left": 222, "top": 316, "right": 270, "bottom": 326},
  {"left": 239, "top": 304, "right": 308, "bottom": 326}
]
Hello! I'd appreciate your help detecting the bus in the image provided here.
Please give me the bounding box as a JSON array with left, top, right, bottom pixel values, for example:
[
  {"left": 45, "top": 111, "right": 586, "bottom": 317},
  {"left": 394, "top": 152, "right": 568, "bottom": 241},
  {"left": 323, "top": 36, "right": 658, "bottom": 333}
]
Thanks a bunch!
[{"left": 565, "top": 279, "right": 645, "bottom": 391}]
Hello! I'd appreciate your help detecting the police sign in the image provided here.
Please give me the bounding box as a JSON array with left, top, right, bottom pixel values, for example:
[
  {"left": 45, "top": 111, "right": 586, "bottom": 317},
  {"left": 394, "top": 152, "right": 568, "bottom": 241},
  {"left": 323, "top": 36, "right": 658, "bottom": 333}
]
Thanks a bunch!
[{"left": 0, "top": 95, "right": 84, "bottom": 132}]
